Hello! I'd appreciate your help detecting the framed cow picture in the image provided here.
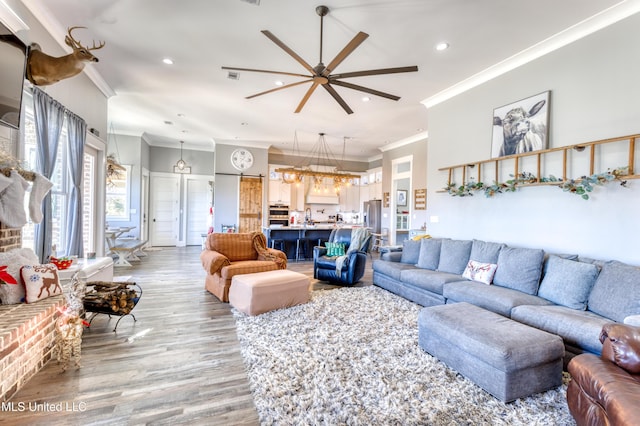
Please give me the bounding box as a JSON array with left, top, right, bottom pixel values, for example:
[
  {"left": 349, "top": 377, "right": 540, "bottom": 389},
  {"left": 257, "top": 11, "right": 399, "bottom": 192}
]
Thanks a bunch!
[{"left": 491, "top": 91, "right": 550, "bottom": 158}]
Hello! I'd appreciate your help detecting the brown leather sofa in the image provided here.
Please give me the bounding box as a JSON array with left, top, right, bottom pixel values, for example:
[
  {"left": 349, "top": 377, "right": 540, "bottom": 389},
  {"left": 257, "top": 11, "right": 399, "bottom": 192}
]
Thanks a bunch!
[
  {"left": 200, "top": 232, "right": 287, "bottom": 302},
  {"left": 567, "top": 323, "right": 640, "bottom": 426}
]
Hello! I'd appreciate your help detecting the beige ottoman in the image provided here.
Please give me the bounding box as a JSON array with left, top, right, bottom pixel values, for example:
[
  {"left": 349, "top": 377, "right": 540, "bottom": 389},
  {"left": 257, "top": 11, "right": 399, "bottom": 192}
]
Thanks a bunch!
[{"left": 229, "top": 269, "right": 310, "bottom": 316}]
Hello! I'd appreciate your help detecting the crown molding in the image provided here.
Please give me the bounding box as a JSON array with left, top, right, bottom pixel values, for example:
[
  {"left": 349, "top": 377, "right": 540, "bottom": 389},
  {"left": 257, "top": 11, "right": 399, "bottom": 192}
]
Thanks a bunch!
[
  {"left": 0, "top": 0, "right": 29, "bottom": 32},
  {"left": 379, "top": 131, "right": 428, "bottom": 152},
  {"left": 421, "top": 0, "right": 640, "bottom": 109}
]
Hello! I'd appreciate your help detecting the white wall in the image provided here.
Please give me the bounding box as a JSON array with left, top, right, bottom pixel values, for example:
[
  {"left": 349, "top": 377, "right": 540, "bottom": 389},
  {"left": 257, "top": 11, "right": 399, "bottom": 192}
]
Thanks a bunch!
[{"left": 426, "top": 12, "right": 640, "bottom": 265}]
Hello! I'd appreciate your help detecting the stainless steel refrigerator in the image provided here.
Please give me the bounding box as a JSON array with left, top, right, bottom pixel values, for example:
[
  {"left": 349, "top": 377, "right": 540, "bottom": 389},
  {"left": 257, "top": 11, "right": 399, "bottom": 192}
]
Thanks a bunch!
[{"left": 363, "top": 199, "right": 382, "bottom": 234}]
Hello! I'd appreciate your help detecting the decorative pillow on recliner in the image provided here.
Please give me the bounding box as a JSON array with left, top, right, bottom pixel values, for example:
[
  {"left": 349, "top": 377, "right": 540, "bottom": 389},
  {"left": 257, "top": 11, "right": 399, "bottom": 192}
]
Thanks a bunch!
[
  {"left": 462, "top": 260, "right": 498, "bottom": 285},
  {"left": 324, "top": 242, "right": 346, "bottom": 257},
  {"left": 20, "top": 264, "right": 62, "bottom": 303}
]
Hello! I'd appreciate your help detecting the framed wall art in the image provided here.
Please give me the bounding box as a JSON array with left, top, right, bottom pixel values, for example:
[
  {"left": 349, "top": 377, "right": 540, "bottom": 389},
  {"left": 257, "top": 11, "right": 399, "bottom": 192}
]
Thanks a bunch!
[
  {"left": 491, "top": 91, "right": 550, "bottom": 158},
  {"left": 396, "top": 190, "right": 407, "bottom": 207}
]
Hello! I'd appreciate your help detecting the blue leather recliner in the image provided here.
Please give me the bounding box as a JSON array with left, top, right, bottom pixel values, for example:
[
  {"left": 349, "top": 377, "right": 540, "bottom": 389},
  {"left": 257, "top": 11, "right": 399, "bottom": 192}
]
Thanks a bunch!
[{"left": 313, "top": 228, "right": 371, "bottom": 285}]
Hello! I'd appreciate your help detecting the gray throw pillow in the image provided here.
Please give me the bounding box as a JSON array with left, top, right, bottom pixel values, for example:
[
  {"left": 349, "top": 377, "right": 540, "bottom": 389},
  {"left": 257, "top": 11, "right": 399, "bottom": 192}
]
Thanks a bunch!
[
  {"left": 588, "top": 261, "right": 640, "bottom": 322},
  {"left": 436, "top": 239, "right": 472, "bottom": 274},
  {"left": 469, "top": 240, "right": 505, "bottom": 264},
  {"left": 416, "top": 238, "right": 443, "bottom": 270},
  {"left": 493, "top": 247, "right": 545, "bottom": 295},
  {"left": 537, "top": 255, "right": 599, "bottom": 310},
  {"left": 400, "top": 239, "right": 421, "bottom": 264}
]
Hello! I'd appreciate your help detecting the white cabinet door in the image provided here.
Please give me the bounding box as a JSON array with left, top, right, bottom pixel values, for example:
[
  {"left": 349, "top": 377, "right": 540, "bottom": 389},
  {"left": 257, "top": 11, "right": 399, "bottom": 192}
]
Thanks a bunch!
[{"left": 269, "top": 180, "right": 291, "bottom": 204}]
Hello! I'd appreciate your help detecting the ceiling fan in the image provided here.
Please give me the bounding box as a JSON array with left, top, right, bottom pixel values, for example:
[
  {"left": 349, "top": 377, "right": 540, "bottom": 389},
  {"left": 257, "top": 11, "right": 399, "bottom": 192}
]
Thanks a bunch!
[{"left": 222, "top": 5, "right": 418, "bottom": 114}]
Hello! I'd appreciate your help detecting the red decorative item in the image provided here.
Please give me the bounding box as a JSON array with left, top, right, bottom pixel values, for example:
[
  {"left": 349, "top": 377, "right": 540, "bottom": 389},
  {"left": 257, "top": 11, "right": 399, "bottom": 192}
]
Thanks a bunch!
[
  {"left": 0, "top": 265, "right": 17, "bottom": 284},
  {"left": 50, "top": 257, "right": 73, "bottom": 270}
]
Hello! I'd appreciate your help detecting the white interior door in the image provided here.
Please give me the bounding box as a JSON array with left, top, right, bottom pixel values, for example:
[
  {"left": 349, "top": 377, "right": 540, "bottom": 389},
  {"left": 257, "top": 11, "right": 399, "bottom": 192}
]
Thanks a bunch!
[
  {"left": 150, "top": 174, "right": 179, "bottom": 246},
  {"left": 185, "top": 177, "right": 210, "bottom": 245}
]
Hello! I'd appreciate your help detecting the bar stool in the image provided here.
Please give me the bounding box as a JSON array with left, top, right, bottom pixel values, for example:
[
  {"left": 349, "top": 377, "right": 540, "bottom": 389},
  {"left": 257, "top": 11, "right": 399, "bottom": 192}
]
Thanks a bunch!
[
  {"left": 295, "top": 238, "right": 309, "bottom": 261},
  {"left": 270, "top": 239, "right": 285, "bottom": 252}
]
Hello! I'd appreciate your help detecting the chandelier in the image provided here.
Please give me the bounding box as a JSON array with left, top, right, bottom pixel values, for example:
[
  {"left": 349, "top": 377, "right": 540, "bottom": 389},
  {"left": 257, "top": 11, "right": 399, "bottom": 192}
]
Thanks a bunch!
[{"left": 275, "top": 133, "right": 360, "bottom": 194}]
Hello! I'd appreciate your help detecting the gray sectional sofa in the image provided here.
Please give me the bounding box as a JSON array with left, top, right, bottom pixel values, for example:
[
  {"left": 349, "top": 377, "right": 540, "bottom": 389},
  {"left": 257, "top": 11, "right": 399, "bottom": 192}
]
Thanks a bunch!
[{"left": 372, "top": 237, "right": 640, "bottom": 361}]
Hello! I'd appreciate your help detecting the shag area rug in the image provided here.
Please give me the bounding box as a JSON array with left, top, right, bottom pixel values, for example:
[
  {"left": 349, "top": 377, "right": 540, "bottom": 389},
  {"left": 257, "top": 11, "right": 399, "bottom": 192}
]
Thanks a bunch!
[{"left": 233, "top": 286, "right": 576, "bottom": 426}]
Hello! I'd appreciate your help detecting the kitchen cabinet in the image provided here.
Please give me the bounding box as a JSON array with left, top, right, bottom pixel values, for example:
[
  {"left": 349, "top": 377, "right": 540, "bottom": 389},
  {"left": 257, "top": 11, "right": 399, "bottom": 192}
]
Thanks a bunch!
[
  {"left": 339, "top": 184, "right": 360, "bottom": 212},
  {"left": 268, "top": 179, "right": 290, "bottom": 204},
  {"left": 396, "top": 214, "right": 409, "bottom": 230}
]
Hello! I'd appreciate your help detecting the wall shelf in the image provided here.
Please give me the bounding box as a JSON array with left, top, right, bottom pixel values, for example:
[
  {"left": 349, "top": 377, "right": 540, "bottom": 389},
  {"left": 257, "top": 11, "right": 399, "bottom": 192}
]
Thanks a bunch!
[{"left": 438, "top": 134, "right": 640, "bottom": 192}]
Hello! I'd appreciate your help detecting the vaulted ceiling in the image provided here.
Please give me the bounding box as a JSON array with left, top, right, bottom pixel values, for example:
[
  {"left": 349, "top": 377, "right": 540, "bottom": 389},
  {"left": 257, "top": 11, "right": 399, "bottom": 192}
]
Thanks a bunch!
[{"left": 25, "top": 0, "right": 628, "bottom": 159}]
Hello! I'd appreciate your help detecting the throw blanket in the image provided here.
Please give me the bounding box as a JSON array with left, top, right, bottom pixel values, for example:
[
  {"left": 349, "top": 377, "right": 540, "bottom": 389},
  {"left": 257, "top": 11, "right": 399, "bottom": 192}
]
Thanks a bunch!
[
  {"left": 335, "top": 227, "right": 370, "bottom": 276},
  {"left": 252, "top": 232, "right": 287, "bottom": 269}
]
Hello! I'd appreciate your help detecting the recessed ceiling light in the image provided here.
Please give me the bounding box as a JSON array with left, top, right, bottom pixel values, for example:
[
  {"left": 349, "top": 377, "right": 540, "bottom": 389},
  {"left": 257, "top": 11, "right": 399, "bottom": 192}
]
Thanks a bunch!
[
  {"left": 435, "top": 42, "right": 449, "bottom": 51},
  {"left": 275, "top": 80, "right": 284, "bottom": 86},
  {"left": 177, "top": 113, "right": 185, "bottom": 117},
  {"left": 163, "top": 58, "right": 174, "bottom": 65},
  {"left": 241, "top": 122, "right": 248, "bottom": 126},
  {"left": 164, "top": 120, "right": 173, "bottom": 125},
  {"left": 362, "top": 96, "right": 371, "bottom": 102}
]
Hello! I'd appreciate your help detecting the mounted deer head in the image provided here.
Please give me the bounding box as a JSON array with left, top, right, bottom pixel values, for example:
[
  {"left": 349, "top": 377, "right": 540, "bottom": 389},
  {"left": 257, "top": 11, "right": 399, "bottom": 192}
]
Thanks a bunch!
[{"left": 26, "top": 26, "right": 105, "bottom": 86}]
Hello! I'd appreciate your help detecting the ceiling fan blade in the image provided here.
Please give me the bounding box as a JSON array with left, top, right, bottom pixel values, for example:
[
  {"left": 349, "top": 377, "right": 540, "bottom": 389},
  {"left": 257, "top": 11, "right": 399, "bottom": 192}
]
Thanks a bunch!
[
  {"left": 294, "top": 82, "right": 320, "bottom": 113},
  {"left": 331, "top": 66, "right": 418, "bottom": 79},
  {"left": 322, "top": 84, "right": 353, "bottom": 114},
  {"left": 222, "top": 66, "right": 310, "bottom": 78},
  {"left": 261, "top": 30, "right": 316, "bottom": 75},
  {"left": 322, "top": 31, "right": 369, "bottom": 77},
  {"left": 330, "top": 80, "right": 401, "bottom": 101},
  {"left": 246, "top": 79, "right": 313, "bottom": 99}
]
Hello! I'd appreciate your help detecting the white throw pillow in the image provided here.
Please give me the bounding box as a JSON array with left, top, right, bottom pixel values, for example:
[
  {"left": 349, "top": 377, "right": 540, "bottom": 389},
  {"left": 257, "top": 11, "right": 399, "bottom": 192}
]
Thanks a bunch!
[{"left": 462, "top": 260, "right": 498, "bottom": 285}]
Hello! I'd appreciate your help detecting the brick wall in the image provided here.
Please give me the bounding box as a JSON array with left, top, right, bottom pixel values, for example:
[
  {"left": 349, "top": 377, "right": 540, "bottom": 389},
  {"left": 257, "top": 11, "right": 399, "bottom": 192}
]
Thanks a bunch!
[
  {"left": 0, "top": 221, "right": 63, "bottom": 401},
  {"left": 0, "top": 223, "right": 21, "bottom": 253},
  {"left": 0, "top": 296, "right": 64, "bottom": 401}
]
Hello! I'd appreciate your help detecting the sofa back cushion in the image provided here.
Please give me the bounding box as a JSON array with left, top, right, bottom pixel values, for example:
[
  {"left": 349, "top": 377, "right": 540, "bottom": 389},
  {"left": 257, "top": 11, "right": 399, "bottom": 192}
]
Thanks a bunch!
[
  {"left": 493, "top": 247, "right": 545, "bottom": 295},
  {"left": 400, "top": 239, "right": 421, "bottom": 264},
  {"left": 469, "top": 240, "right": 505, "bottom": 264},
  {"left": 588, "top": 261, "right": 640, "bottom": 322},
  {"left": 436, "top": 239, "right": 472, "bottom": 274},
  {"left": 537, "top": 255, "right": 599, "bottom": 310},
  {"left": 206, "top": 232, "right": 258, "bottom": 261},
  {"left": 416, "top": 238, "right": 443, "bottom": 270}
]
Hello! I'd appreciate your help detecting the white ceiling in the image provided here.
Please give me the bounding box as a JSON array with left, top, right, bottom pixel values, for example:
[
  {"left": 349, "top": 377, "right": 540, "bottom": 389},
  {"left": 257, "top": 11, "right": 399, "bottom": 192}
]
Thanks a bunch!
[{"left": 25, "top": 0, "right": 629, "bottom": 159}]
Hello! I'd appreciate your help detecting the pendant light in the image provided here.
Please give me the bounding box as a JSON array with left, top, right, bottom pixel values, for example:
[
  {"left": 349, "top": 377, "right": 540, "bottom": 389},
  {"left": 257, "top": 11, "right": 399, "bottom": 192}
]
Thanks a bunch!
[{"left": 174, "top": 140, "right": 191, "bottom": 173}]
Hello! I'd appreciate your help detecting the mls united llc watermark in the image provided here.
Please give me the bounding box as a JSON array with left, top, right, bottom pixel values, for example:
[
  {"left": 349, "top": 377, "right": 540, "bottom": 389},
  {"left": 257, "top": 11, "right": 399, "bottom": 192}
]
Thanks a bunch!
[{"left": 2, "top": 401, "right": 87, "bottom": 412}]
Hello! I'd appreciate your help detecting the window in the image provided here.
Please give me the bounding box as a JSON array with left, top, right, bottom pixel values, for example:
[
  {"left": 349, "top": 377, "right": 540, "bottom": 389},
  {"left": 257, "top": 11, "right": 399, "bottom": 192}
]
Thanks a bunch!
[
  {"left": 106, "top": 164, "right": 130, "bottom": 221},
  {"left": 21, "top": 92, "right": 100, "bottom": 256}
]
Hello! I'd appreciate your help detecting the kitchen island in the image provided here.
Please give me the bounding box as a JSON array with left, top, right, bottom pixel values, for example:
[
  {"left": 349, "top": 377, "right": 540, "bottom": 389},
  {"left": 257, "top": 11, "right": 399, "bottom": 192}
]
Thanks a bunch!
[{"left": 263, "top": 225, "right": 363, "bottom": 260}]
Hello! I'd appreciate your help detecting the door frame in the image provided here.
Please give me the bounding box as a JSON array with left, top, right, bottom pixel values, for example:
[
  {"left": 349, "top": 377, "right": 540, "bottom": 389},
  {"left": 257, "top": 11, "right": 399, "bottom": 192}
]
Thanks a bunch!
[
  {"left": 181, "top": 173, "right": 215, "bottom": 246},
  {"left": 149, "top": 172, "right": 180, "bottom": 247}
]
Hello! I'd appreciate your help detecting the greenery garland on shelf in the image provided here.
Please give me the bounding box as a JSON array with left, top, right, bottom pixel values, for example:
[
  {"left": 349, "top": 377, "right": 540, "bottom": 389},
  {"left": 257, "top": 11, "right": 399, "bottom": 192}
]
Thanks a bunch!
[{"left": 444, "top": 167, "right": 629, "bottom": 200}]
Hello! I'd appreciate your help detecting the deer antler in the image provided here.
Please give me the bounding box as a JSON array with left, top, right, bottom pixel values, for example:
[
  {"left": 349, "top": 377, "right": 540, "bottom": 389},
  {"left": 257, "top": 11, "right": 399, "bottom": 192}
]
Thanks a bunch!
[{"left": 65, "top": 26, "right": 104, "bottom": 51}]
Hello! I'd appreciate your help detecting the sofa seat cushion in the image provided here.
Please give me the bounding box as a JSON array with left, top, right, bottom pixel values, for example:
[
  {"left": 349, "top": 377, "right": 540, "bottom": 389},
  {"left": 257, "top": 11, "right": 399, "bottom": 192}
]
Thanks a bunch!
[
  {"left": 400, "top": 269, "right": 465, "bottom": 295},
  {"left": 443, "top": 281, "right": 553, "bottom": 317},
  {"left": 511, "top": 304, "right": 614, "bottom": 354},
  {"left": 372, "top": 259, "right": 417, "bottom": 281},
  {"left": 588, "top": 261, "right": 640, "bottom": 323},
  {"left": 219, "top": 260, "right": 279, "bottom": 280}
]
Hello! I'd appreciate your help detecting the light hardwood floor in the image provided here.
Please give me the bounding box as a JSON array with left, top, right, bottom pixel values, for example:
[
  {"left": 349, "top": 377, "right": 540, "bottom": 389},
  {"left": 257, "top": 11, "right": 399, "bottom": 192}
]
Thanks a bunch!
[{"left": 4, "top": 246, "right": 374, "bottom": 426}]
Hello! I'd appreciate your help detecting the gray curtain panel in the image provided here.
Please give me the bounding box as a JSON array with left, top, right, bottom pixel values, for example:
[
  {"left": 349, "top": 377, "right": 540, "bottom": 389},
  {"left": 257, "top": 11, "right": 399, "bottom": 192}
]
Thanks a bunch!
[
  {"left": 32, "top": 87, "right": 65, "bottom": 263},
  {"left": 65, "top": 110, "right": 87, "bottom": 257}
]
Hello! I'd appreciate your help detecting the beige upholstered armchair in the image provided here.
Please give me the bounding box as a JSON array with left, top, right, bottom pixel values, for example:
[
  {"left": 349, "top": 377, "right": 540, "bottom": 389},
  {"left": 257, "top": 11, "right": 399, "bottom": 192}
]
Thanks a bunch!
[{"left": 200, "top": 232, "right": 287, "bottom": 302}]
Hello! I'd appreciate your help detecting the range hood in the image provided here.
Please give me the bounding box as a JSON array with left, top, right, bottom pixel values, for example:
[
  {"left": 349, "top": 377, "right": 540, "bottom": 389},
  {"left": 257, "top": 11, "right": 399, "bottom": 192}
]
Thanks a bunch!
[{"left": 306, "top": 194, "right": 339, "bottom": 205}]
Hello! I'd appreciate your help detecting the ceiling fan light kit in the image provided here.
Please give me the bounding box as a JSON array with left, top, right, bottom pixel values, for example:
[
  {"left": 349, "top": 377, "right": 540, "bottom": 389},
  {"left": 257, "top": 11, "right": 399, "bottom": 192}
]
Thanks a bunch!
[{"left": 222, "top": 5, "right": 418, "bottom": 114}]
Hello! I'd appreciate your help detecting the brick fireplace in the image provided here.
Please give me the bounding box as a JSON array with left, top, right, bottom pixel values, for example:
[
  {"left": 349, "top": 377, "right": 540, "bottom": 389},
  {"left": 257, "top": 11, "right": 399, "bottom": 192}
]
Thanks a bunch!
[{"left": 0, "top": 222, "right": 64, "bottom": 401}]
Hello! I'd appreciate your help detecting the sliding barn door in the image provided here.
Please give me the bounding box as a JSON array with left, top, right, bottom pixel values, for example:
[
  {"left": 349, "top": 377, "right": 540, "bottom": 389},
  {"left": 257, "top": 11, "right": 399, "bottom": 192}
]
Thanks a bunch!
[{"left": 238, "top": 177, "right": 262, "bottom": 233}]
